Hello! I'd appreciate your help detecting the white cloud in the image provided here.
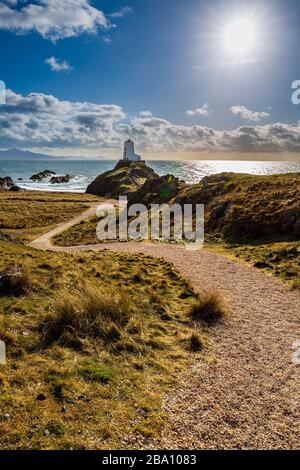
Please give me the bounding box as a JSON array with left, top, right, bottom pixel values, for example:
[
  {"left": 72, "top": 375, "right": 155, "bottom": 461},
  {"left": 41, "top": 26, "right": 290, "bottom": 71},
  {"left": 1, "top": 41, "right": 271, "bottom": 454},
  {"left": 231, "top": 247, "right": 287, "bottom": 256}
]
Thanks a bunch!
[
  {"left": 0, "top": 0, "right": 110, "bottom": 41},
  {"left": 230, "top": 105, "right": 270, "bottom": 122},
  {"left": 109, "top": 6, "right": 133, "bottom": 19},
  {"left": 186, "top": 102, "right": 212, "bottom": 117},
  {"left": 1, "top": 89, "right": 300, "bottom": 156},
  {"left": 45, "top": 56, "right": 72, "bottom": 72},
  {"left": 0, "top": 89, "right": 126, "bottom": 149},
  {"left": 139, "top": 111, "right": 153, "bottom": 118},
  {"left": 103, "top": 35, "right": 112, "bottom": 44}
]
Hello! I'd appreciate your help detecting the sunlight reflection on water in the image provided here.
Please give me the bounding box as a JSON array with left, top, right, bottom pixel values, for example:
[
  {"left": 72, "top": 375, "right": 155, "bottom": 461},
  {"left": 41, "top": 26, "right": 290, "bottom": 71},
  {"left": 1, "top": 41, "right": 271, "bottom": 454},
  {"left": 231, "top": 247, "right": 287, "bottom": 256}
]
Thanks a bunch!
[{"left": 0, "top": 159, "right": 299, "bottom": 192}]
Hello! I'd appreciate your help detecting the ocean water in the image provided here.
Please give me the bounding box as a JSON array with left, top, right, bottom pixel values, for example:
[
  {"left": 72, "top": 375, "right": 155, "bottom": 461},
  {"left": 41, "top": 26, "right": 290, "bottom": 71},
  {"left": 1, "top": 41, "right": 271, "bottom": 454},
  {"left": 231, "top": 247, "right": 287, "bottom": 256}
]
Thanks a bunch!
[{"left": 0, "top": 159, "right": 299, "bottom": 193}]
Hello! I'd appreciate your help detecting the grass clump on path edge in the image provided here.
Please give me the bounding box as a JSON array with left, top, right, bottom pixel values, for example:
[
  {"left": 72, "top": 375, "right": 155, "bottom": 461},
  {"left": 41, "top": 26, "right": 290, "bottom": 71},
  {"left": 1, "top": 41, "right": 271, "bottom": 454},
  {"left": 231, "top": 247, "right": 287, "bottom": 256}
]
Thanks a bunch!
[{"left": 189, "top": 291, "right": 228, "bottom": 324}]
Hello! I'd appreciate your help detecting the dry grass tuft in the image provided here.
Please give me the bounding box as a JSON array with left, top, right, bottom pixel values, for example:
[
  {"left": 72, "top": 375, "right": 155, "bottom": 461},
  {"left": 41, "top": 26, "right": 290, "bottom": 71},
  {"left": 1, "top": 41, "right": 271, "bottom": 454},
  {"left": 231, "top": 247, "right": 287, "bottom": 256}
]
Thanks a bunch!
[
  {"left": 189, "top": 291, "right": 228, "bottom": 324},
  {"left": 41, "top": 284, "right": 134, "bottom": 348},
  {"left": 189, "top": 332, "right": 206, "bottom": 352}
]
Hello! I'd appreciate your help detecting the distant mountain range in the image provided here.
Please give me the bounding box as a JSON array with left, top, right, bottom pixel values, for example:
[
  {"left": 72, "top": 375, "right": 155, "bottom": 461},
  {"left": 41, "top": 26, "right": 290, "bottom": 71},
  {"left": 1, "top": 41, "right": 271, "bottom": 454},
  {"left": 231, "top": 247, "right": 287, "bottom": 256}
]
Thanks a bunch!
[
  {"left": 0, "top": 149, "right": 107, "bottom": 160},
  {"left": 0, "top": 149, "right": 57, "bottom": 160}
]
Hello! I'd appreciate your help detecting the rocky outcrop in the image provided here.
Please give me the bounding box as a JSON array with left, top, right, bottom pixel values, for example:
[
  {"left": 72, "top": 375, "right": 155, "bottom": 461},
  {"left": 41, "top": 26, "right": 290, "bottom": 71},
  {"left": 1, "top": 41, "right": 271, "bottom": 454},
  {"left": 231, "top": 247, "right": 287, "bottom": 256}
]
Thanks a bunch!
[
  {"left": 86, "top": 161, "right": 158, "bottom": 198},
  {"left": 0, "top": 176, "right": 21, "bottom": 192},
  {"left": 0, "top": 176, "right": 15, "bottom": 190},
  {"left": 10, "top": 184, "right": 21, "bottom": 192},
  {"left": 50, "top": 175, "right": 74, "bottom": 184},
  {"left": 30, "top": 170, "right": 56, "bottom": 181},
  {"left": 128, "top": 174, "right": 186, "bottom": 206}
]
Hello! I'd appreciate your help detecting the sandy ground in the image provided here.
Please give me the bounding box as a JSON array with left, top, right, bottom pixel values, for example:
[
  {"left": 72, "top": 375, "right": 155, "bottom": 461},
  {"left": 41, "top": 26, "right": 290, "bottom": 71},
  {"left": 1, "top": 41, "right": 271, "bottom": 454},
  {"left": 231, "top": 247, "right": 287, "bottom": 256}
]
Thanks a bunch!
[{"left": 29, "top": 207, "right": 300, "bottom": 450}]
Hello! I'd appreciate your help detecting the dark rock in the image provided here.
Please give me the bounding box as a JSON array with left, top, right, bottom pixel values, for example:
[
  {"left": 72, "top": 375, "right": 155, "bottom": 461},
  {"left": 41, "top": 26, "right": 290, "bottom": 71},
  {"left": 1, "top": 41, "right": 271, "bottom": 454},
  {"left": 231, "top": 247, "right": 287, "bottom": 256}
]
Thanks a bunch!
[
  {"left": 50, "top": 174, "right": 74, "bottom": 184},
  {"left": 30, "top": 170, "right": 56, "bottom": 182},
  {"left": 0, "top": 267, "right": 29, "bottom": 297},
  {"left": 9, "top": 185, "right": 21, "bottom": 192},
  {"left": 86, "top": 161, "right": 158, "bottom": 198},
  {"left": 0, "top": 232, "right": 12, "bottom": 242},
  {"left": 0, "top": 176, "right": 15, "bottom": 190},
  {"left": 253, "top": 261, "right": 271, "bottom": 269},
  {"left": 36, "top": 393, "right": 47, "bottom": 401}
]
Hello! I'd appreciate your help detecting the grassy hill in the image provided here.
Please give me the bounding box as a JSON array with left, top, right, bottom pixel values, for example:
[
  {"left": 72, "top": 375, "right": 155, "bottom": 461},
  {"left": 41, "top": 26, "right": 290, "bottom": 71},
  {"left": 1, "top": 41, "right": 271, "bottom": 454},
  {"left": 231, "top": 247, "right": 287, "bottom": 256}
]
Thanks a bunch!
[
  {"left": 172, "top": 172, "right": 300, "bottom": 243},
  {"left": 53, "top": 172, "right": 300, "bottom": 288}
]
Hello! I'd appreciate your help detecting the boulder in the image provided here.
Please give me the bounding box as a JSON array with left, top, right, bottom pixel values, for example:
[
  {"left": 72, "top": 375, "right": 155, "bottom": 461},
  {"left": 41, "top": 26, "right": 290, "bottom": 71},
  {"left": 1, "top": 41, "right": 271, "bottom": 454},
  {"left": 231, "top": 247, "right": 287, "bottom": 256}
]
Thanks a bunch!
[
  {"left": 86, "top": 161, "right": 159, "bottom": 198},
  {"left": 0, "top": 267, "right": 29, "bottom": 297},
  {"left": 9, "top": 185, "right": 21, "bottom": 192},
  {"left": 50, "top": 174, "right": 74, "bottom": 184},
  {"left": 0, "top": 176, "right": 15, "bottom": 190},
  {"left": 30, "top": 170, "right": 56, "bottom": 182}
]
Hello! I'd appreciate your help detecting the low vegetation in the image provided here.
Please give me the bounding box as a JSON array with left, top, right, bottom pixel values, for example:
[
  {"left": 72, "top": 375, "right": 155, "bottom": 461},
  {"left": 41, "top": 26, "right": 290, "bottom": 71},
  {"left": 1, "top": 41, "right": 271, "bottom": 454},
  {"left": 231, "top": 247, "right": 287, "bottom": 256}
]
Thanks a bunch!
[
  {"left": 54, "top": 216, "right": 99, "bottom": 246},
  {"left": 232, "top": 241, "right": 300, "bottom": 289},
  {"left": 0, "top": 191, "right": 212, "bottom": 449},
  {"left": 0, "top": 230, "right": 206, "bottom": 449},
  {"left": 172, "top": 172, "right": 300, "bottom": 243},
  {"left": 0, "top": 191, "right": 99, "bottom": 242},
  {"left": 189, "top": 291, "right": 228, "bottom": 324}
]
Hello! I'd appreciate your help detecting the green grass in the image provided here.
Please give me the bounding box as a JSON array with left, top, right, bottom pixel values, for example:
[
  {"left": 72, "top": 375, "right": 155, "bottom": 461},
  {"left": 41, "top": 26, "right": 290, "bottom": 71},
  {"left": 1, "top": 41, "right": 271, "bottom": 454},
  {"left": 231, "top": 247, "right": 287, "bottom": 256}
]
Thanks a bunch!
[
  {"left": 232, "top": 241, "right": 300, "bottom": 289},
  {"left": 54, "top": 216, "right": 99, "bottom": 246}
]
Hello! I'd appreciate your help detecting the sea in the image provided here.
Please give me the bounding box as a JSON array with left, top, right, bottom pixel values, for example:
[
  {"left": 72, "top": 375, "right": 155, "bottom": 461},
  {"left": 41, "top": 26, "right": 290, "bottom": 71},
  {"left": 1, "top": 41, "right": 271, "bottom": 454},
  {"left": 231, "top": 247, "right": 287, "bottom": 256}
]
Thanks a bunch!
[{"left": 0, "top": 159, "right": 299, "bottom": 193}]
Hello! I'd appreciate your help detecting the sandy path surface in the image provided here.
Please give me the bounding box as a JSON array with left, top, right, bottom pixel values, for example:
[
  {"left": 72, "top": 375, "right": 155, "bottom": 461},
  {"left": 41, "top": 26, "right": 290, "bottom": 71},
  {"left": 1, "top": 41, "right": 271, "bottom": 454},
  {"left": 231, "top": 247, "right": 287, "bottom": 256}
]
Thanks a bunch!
[{"left": 29, "top": 207, "right": 300, "bottom": 450}]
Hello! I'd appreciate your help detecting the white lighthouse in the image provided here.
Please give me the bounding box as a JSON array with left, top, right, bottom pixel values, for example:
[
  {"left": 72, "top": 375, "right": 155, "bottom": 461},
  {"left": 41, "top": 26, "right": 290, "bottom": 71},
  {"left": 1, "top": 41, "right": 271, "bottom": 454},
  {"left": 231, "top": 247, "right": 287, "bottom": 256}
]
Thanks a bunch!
[{"left": 123, "top": 139, "right": 142, "bottom": 162}]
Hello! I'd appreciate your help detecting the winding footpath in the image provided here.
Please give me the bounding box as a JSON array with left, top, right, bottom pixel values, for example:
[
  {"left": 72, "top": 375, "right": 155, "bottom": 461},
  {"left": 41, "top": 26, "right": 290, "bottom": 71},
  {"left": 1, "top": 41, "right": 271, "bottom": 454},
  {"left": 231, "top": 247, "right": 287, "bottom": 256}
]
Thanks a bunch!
[{"left": 29, "top": 205, "right": 300, "bottom": 450}]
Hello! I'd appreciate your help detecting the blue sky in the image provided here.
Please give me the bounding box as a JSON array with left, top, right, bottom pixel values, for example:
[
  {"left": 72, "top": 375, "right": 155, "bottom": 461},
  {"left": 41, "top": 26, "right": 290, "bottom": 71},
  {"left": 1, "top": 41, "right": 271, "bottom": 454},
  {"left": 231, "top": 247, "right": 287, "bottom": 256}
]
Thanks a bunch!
[{"left": 0, "top": 0, "right": 300, "bottom": 159}]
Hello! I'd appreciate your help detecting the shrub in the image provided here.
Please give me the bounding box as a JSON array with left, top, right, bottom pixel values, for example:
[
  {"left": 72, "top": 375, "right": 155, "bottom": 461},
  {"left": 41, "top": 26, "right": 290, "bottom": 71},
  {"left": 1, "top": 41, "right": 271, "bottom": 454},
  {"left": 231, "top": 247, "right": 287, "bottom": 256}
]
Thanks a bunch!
[{"left": 189, "top": 291, "right": 228, "bottom": 324}]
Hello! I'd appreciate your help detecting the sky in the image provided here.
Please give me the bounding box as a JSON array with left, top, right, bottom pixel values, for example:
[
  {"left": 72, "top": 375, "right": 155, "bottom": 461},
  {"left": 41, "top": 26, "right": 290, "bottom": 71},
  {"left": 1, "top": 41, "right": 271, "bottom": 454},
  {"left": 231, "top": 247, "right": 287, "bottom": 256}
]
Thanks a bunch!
[{"left": 0, "top": 0, "right": 300, "bottom": 160}]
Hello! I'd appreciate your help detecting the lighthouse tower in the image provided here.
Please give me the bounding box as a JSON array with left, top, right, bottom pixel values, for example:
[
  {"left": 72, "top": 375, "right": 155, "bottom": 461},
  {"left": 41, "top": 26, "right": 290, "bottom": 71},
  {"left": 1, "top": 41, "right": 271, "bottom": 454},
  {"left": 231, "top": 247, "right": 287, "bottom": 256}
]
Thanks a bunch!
[{"left": 123, "top": 139, "right": 142, "bottom": 162}]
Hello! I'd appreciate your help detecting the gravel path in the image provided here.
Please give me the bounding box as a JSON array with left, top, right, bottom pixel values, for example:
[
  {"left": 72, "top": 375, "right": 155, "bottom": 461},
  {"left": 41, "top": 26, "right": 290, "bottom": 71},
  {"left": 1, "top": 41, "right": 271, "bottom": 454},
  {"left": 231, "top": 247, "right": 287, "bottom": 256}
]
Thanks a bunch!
[{"left": 29, "top": 208, "right": 300, "bottom": 450}]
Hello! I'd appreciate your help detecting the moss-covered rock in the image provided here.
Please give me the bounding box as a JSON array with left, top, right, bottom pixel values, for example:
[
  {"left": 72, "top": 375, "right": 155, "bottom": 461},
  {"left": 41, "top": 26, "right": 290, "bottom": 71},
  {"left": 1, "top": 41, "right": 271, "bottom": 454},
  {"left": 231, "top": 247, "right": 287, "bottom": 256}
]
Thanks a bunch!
[
  {"left": 128, "top": 174, "right": 187, "bottom": 206},
  {"left": 86, "top": 161, "right": 158, "bottom": 198}
]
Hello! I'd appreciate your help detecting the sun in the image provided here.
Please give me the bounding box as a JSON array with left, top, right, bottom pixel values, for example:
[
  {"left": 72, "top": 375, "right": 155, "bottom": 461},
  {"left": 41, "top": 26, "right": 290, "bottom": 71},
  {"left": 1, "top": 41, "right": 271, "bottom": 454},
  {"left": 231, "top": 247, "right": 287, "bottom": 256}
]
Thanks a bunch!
[{"left": 223, "top": 17, "right": 257, "bottom": 58}]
